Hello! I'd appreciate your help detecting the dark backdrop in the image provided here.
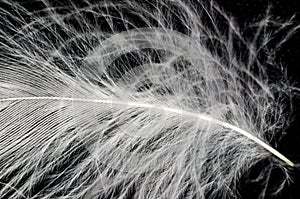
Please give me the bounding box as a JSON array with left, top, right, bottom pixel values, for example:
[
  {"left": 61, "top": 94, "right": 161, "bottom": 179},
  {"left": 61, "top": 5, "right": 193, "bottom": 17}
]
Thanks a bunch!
[
  {"left": 1, "top": 0, "right": 299, "bottom": 198},
  {"left": 215, "top": 0, "right": 300, "bottom": 198}
]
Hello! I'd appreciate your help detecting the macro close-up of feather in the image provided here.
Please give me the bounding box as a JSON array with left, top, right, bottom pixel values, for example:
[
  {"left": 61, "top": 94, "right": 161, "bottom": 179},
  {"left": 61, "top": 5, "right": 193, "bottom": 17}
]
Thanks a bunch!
[{"left": 0, "top": 0, "right": 300, "bottom": 198}]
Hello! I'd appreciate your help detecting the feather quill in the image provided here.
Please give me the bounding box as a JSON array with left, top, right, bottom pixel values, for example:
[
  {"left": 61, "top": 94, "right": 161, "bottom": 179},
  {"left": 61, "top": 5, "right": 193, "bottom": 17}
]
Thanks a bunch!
[{"left": 0, "top": 0, "right": 297, "bottom": 198}]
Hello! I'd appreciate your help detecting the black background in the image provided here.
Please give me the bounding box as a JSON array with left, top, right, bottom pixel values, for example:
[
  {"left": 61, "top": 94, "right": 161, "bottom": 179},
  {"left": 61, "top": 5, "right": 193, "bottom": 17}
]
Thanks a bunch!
[
  {"left": 1, "top": 0, "right": 299, "bottom": 198},
  {"left": 216, "top": 0, "right": 300, "bottom": 198}
]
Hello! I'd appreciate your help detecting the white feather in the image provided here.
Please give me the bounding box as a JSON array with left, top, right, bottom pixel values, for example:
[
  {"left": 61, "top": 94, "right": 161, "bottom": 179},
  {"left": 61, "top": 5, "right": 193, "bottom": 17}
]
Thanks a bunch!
[{"left": 0, "top": 0, "right": 297, "bottom": 198}]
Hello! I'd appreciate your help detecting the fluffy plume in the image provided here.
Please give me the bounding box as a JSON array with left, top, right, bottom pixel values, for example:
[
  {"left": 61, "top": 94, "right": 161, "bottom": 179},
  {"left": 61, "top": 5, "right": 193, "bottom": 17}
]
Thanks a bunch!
[{"left": 0, "top": 0, "right": 297, "bottom": 198}]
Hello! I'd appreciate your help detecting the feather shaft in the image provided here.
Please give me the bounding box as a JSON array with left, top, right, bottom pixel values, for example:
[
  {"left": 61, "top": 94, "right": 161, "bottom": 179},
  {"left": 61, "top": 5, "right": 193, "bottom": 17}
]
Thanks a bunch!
[{"left": 0, "top": 96, "right": 294, "bottom": 167}]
